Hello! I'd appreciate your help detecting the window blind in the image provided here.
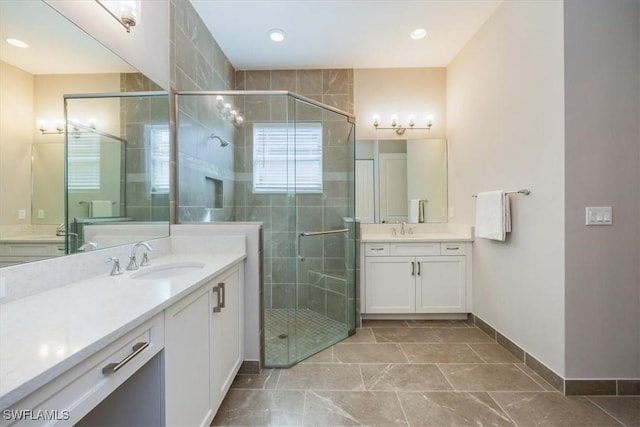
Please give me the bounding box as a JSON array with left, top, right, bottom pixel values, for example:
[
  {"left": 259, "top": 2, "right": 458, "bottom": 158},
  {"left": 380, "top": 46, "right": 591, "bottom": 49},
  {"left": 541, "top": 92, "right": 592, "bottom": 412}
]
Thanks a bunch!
[
  {"left": 147, "top": 124, "right": 170, "bottom": 194},
  {"left": 67, "top": 134, "right": 100, "bottom": 190}
]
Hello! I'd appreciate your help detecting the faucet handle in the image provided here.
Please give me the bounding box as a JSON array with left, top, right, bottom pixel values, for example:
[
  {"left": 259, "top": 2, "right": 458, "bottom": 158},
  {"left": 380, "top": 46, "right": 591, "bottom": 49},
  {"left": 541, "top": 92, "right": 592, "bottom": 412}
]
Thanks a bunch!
[
  {"left": 126, "top": 256, "right": 139, "bottom": 271},
  {"left": 105, "top": 258, "right": 123, "bottom": 276},
  {"left": 140, "top": 252, "right": 151, "bottom": 267}
]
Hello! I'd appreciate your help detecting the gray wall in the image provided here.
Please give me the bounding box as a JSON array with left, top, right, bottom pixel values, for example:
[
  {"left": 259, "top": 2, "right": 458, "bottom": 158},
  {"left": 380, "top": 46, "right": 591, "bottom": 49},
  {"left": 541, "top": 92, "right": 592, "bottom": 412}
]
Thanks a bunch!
[{"left": 564, "top": 0, "right": 640, "bottom": 379}]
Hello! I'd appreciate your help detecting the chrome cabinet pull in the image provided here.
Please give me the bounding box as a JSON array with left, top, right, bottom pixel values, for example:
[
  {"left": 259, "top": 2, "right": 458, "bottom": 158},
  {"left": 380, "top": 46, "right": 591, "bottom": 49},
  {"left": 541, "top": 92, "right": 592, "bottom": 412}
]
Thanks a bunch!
[
  {"left": 411, "top": 261, "right": 415, "bottom": 276},
  {"left": 219, "top": 282, "right": 226, "bottom": 308},
  {"left": 212, "top": 284, "right": 222, "bottom": 313},
  {"left": 417, "top": 262, "right": 421, "bottom": 276},
  {"left": 446, "top": 246, "right": 460, "bottom": 250},
  {"left": 102, "top": 342, "right": 149, "bottom": 375},
  {"left": 371, "top": 247, "right": 384, "bottom": 251}
]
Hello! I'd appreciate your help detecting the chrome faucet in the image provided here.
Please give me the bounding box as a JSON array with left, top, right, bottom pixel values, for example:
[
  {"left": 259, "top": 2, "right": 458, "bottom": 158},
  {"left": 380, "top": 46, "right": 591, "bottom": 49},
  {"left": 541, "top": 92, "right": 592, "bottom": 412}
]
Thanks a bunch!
[
  {"left": 400, "top": 222, "right": 407, "bottom": 235},
  {"left": 105, "top": 257, "right": 123, "bottom": 276},
  {"left": 127, "top": 241, "right": 153, "bottom": 271},
  {"left": 78, "top": 242, "right": 98, "bottom": 252}
]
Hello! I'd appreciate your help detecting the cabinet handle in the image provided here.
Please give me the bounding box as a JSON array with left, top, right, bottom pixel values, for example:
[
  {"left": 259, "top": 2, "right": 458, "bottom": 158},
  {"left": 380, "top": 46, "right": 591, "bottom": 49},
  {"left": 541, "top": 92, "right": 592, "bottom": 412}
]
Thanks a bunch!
[
  {"left": 411, "top": 261, "right": 415, "bottom": 276},
  {"left": 446, "top": 246, "right": 460, "bottom": 250},
  {"left": 417, "top": 262, "right": 421, "bottom": 276},
  {"left": 102, "top": 342, "right": 149, "bottom": 375},
  {"left": 219, "top": 282, "right": 226, "bottom": 308},
  {"left": 212, "top": 284, "right": 222, "bottom": 313},
  {"left": 371, "top": 247, "right": 384, "bottom": 251}
]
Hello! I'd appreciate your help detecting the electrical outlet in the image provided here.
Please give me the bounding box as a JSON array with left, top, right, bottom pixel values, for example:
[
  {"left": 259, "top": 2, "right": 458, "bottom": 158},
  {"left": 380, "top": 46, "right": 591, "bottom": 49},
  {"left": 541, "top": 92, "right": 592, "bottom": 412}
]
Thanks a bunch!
[
  {"left": 38, "top": 209, "right": 45, "bottom": 219},
  {"left": 18, "top": 209, "right": 26, "bottom": 220},
  {"left": 585, "top": 207, "right": 613, "bottom": 225}
]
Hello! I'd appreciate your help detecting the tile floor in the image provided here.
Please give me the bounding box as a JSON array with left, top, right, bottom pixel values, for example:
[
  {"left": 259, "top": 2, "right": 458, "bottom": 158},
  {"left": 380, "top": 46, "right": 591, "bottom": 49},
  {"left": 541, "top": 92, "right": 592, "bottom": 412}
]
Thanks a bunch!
[{"left": 212, "top": 320, "right": 640, "bottom": 426}]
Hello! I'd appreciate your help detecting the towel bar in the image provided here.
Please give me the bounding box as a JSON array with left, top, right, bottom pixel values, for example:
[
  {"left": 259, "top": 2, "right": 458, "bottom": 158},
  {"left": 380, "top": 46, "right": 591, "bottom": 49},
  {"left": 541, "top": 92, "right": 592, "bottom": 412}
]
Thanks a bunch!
[{"left": 472, "top": 189, "right": 530, "bottom": 198}]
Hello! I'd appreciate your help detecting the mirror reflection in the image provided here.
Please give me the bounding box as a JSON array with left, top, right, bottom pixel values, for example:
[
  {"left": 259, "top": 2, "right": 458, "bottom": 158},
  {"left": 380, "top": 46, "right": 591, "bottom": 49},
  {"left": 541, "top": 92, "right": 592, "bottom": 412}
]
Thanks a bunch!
[
  {"left": 355, "top": 139, "right": 448, "bottom": 224},
  {"left": 0, "top": 1, "right": 170, "bottom": 266}
]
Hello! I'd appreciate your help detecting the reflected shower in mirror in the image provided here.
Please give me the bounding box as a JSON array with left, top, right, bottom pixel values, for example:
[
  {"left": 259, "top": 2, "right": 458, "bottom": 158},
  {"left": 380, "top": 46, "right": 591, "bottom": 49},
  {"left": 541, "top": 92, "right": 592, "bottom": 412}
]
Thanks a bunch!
[
  {"left": 0, "top": 0, "right": 170, "bottom": 266},
  {"left": 355, "top": 139, "right": 448, "bottom": 224}
]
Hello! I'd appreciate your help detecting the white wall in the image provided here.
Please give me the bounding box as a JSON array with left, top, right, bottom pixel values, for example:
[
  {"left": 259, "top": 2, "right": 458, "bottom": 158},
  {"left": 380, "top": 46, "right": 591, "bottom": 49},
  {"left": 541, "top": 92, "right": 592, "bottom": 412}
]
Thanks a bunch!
[
  {"left": 564, "top": 0, "right": 640, "bottom": 379},
  {"left": 447, "top": 0, "right": 566, "bottom": 375},
  {"left": 44, "top": 0, "right": 169, "bottom": 89}
]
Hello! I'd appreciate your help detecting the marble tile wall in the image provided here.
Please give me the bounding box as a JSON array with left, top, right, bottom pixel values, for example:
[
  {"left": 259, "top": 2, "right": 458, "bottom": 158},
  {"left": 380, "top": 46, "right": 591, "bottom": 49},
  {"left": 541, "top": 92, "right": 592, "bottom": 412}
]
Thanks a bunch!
[{"left": 120, "top": 74, "right": 169, "bottom": 222}]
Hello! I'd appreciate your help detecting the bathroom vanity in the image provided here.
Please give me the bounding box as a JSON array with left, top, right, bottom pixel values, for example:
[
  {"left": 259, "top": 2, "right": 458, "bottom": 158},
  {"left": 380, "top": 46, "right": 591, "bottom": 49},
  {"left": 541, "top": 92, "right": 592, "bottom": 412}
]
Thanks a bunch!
[
  {"left": 0, "top": 236, "right": 65, "bottom": 267},
  {"left": 0, "top": 245, "right": 246, "bottom": 426},
  {"left": 360, "top": 224, "right": 473, "bottom": 318}
]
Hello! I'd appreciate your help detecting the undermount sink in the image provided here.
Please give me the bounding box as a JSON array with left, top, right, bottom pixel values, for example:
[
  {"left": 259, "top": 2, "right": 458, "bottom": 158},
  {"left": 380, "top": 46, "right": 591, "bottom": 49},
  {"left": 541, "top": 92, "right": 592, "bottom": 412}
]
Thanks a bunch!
[{"left": 131, "top": 262, "right": 206, "bottom": 280}]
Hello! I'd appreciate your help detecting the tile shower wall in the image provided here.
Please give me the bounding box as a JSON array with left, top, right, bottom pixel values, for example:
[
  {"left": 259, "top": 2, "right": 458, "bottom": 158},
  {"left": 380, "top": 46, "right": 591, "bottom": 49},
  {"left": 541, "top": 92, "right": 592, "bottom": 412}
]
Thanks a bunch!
[
  {"left": 120, "top": 73, "right": 169, "bottom": 221},
  {"left": 170, "top": 0, "right": 236, "bottom": 223},
  {"left": 234, "top": 70, "right": 354, "bottom": 315}
]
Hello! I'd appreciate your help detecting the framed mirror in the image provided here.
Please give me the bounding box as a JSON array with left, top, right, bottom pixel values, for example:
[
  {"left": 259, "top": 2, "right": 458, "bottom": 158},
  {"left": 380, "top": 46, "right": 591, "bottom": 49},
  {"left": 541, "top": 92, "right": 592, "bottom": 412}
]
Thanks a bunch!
[
  {"left": 355, "top": 139, "right": 448, "bottom": 224},
  {"left": 0, "top": 1, "right": 170, "bottom": 266}
]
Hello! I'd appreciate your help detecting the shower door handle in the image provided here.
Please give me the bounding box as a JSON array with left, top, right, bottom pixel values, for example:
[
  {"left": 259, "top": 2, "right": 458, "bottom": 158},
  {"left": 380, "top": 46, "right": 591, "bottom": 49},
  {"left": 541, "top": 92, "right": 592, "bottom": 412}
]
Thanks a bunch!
[{"left": 297, "top": 228, "right": 350, "bottom": 261}]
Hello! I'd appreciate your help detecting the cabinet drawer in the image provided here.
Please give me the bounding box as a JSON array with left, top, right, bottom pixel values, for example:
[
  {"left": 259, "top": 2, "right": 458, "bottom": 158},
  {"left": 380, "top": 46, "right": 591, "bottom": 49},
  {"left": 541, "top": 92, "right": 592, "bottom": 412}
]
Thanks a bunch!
[
  {"left": 390, "top": 242, "right": 440, "bottom": 256},
  {"left": 440, "top": 243, "right": 466, "bottom": 255},
  {"left": 365, "top": 243, "right": 389, "bottom": 256},
  {"left": 4, "top": 314, "right": 164, "bottom": 426}
]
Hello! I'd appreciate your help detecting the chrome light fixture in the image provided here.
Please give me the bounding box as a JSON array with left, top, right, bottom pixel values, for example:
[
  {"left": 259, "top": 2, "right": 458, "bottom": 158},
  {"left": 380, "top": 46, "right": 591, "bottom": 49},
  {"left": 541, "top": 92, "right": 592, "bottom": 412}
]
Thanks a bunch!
[
  {"left": 373, "top": 114, "right": 433, "bottom": 135},
  {"left": 95, "top": 0, "right": 141, "bottom": 33}
]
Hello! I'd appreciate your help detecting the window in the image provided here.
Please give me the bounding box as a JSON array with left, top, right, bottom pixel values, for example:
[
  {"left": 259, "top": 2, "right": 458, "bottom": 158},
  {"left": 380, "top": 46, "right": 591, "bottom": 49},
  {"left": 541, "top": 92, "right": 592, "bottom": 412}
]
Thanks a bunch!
[
  {"left": 67, "top": 134, "right": 100, "bottom": 190},
  {"left": 253, "top": 122, "right": 323, "bottom": 193},
  {"left": 147, "top": 124, "right": 170, "bottom": 194}
]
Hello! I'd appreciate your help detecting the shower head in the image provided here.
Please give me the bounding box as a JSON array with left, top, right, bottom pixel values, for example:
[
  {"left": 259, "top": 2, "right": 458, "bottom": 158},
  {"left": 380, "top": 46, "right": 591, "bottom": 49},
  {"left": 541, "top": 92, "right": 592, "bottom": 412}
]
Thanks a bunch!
[{"left": 209, "top": 133, "right": 229, "bottom": 147}]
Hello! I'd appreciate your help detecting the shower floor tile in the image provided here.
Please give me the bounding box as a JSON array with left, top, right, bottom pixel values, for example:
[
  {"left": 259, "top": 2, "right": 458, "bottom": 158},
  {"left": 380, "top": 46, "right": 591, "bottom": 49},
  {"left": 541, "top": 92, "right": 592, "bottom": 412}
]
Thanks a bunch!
[{"left": 265, "top": 308, "right": 349, "bottom": 367}]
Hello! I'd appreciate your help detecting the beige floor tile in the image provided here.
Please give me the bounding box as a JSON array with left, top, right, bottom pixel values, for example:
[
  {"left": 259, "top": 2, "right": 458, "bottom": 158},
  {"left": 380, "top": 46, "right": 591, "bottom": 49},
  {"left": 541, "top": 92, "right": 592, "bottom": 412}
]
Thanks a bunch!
[
  {"left": 300, "top": 346, "right": 333, "bottom": 363},
  {"left": 231, "top": 369, "right": 280, "bottom": 389},
  {"left": 434, "top": 327, "right": 495, "bottom": 343},
  {"left": 362, "top": 319, "right": 409, "bottom": 328},
  {"left": 514, "top": 363, "right": 558, "bottom": 391},
  {"left": 211, "top": 389, "right": 305, "bottom": 426},
  {"left": 398, "top": 391, "right": 515, "bottom": 426},
  {"left": 373, "top": 327, "right": 443, "bottom": 343},
  {"left": 342, "top": 327, "right": 376, "bottom": 343},
  {"left": 303, "top": 390, "right": 408, "bottom": 426},
  {"left": 406, "top": 319, "right": 471, "bottom": 328},
  {"left": 333, "top": 343, "right": 408, "bottom": 363},
  {"left": 438, "top": 364, "right": 544, "bottom": 391},
  {"left": 490, "top": 392, "right": 624, "bottom": 426},
  {"left": 277, "top": 363, "right": 364, "bottom": 390},
  {"left": 468, "top": 343, "right": 523, "bottom": 363},
  {"left": 360, "top": 364, "right": 453, "bottom": 391},
  {"left": 401, "top": 343, "right": 485, "bottom": 363},
  {"left": 588, "top": 396, "right": 640, "bottom": 427}
]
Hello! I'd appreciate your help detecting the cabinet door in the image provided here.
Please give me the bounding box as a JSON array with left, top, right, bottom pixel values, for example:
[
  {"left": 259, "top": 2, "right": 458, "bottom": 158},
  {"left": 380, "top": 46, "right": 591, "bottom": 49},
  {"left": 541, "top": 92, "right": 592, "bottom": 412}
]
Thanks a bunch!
[
  {"left": 165, "top": 285, "right": 213, "bottom": 427},
  {"left": 211, "top": 265, "right": 244, "bottom": 412},
  {"left": 415, "top": 256, "right": 466, "bottom": 313},
  {"left": 365, "top": 256, "right": 415, "bottom": 313}
]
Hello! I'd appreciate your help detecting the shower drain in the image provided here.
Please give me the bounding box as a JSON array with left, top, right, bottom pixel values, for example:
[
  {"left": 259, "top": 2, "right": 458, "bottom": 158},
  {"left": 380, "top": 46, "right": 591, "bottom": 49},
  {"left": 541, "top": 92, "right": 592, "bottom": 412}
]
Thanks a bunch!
[{"left": 278, "top": 333, "right": 289, "bottom": 339}]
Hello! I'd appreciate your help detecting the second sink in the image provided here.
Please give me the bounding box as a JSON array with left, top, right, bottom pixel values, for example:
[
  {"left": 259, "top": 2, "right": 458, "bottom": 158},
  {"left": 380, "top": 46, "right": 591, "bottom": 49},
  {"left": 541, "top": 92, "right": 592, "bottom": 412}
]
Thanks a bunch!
[{"left": 131, "top": 262, "right": 205, "bottom": 280}]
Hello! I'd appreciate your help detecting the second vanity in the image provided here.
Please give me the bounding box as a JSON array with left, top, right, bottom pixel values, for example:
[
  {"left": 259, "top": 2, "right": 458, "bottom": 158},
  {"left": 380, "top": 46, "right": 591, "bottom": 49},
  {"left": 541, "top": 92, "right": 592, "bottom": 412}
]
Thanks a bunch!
[
  {"left": 360, "top": 223, "right": 473, "bottom": 318},
  {"left": 0, "top": 232, "right": 251, "bottom": 427}
]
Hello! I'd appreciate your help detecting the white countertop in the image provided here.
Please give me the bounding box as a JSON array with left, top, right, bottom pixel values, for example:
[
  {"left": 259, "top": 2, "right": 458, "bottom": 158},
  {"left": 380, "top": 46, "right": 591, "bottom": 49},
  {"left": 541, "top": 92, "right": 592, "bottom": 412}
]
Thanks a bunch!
[
  {"left": 0, "top": 252, "right": 245, "bottom": 409},
  {"left": 361, "top": 234, "right": 474, "bottom": 243}
]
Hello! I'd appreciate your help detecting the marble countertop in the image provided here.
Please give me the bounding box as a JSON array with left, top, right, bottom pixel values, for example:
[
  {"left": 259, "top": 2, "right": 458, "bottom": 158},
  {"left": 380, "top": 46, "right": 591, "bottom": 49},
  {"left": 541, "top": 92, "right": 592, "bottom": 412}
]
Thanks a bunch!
[
  {"left": 0, "top": 252, "right": 245, "bottom": 409},
  {"left": 0, "top": 235, "right": 65, "bottom": 243},
  {"left": 361, "top": 234, "right": 474, "bottom": 243}
]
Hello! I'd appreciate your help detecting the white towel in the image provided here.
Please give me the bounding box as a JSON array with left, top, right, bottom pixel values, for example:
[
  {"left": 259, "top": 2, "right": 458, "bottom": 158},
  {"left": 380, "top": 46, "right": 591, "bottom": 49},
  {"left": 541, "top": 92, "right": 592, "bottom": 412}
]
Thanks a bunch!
[
  {"left": 475, "top": 191, "right": 511, "bottom": 241},
  {"left": 408, "top": 199, "right": 420, "bottom": 223},
  {"left": 90, "top": 200, "right": 112, "bottom": 218}
]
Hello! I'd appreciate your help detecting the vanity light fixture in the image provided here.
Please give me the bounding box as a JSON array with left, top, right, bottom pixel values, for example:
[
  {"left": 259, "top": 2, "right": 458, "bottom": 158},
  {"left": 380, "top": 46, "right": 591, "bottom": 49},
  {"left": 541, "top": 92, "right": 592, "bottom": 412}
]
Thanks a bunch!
[
  {"left": 215, "top": 95, "right": 244, "bottom": 128},
  {"left": 373, "top": 114, "right": 433, "bottom": 135},
  {"left": 95, "top": 0, "right": 141, "bottom": 33},
  {"left": 38, "top": 119, "right": 97, "bottom": 135}
]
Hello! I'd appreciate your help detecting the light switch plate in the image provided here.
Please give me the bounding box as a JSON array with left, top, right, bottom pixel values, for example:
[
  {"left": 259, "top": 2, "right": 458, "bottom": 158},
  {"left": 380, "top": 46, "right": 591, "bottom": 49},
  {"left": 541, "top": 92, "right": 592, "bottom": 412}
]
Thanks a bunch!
[{"left": 585, "top": 207, "right": 612, "bottom": 225}]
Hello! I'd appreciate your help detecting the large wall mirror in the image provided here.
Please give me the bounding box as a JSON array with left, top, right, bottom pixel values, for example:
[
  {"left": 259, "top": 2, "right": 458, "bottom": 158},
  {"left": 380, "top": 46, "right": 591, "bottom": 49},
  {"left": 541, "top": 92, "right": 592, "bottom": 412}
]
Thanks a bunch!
[
  {"left": 355, "top": 139, "right": 448, "bottom": 224},
  {"left": 0, "top": 1, "right": 170, "bottom": 267}
]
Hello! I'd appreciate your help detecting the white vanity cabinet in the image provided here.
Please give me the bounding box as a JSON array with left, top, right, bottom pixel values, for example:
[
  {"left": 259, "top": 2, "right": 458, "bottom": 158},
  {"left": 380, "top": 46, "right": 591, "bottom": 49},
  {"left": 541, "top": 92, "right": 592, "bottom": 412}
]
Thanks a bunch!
[
  {"left": 164, "top": 261, "right": 244, "bottom": 427},
  {"left": 363, "top": 242, "right": 470, "bottom": 315}
]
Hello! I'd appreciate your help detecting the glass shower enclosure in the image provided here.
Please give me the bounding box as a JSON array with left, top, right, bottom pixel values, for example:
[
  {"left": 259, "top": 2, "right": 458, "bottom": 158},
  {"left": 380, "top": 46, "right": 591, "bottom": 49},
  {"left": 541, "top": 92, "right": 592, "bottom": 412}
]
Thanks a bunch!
[{"left": 175, "top": 91, "right": 357, "bottom": 367}]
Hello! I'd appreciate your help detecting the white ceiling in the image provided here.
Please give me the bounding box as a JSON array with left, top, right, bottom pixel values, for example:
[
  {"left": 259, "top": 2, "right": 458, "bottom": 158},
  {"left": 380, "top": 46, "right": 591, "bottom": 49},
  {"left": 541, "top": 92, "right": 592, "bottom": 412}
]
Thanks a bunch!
[
  {"left": 190, "top": 0, "right": 503, "bottom": 70},
  {"left": 0, "top": 1, "right": 135, "bottom": 75}
]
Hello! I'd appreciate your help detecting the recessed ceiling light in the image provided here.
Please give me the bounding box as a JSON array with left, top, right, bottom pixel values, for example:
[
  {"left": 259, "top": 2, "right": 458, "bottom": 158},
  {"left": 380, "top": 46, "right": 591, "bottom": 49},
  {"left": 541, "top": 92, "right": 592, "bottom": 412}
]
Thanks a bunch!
[
  {"left": 410, "top": 28, "right": 427, "bottom": 40},
  {"left": 5, "top": 38, "right": 28, "bottom": 48},
  {"left": 268, "top": 29, "right": 285, "bottom": 42}
]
